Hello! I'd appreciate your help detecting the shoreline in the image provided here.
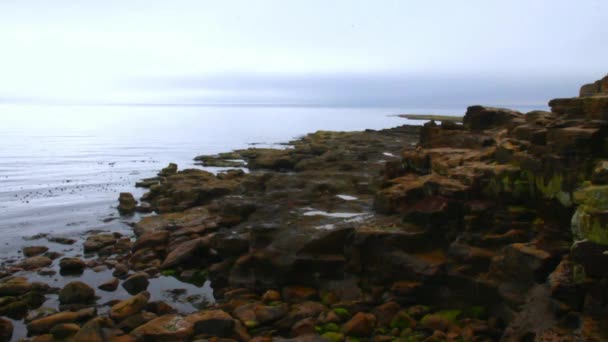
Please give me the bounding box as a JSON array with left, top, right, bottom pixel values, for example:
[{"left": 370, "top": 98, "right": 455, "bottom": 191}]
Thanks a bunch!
[{"left": 1, "top": 74, "right": 608, "bottom": 340}]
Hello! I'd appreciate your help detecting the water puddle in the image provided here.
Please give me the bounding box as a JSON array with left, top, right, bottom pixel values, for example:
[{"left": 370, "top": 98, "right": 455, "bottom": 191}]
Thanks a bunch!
[
  {"left": 336, "top": 194, "right": 357, "bottom": 201},
  {"left": 303, "top": 210, "right": 365, "bottom": 218}
]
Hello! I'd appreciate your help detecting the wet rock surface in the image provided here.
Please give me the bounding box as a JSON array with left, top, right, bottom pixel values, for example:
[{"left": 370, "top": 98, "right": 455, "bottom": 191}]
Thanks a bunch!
[{"left": 3, "top": 75, "right": 608, "bottom": 341}]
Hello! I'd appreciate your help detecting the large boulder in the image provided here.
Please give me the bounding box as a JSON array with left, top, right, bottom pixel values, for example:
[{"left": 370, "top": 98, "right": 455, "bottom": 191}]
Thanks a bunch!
[
  {"left": 84, "top": 234, "right": 116, "bottom": 253},
  {"left": 463, "top": 106, "right": 524, "bottom": 131},
  {"left": 131, "top": 314, "right": 193, "bottom": 341},
  {"left": 20, "top": 256, "right": 52, "bottom": 270},
  {"left": 160, "top": 238, "right": 207, "bottom": 269},
  {"left": 0, "top": 317, "right": 13, "bottom": 342},
  {"left": 59, "top": 257, "right": 86, "bottom": 275},
  {"left": 23, "top": 246, "right": 49, "bottom": 257},
  {"left": 342, "top": 312, "right": 376, "bottom": 336},
  {"left": 72, "top": 317, "right": 116, "bottom": 342},
  {"left": 122, "top": 272, "right": 150, "bottom": 295},
  {"left": 27, "top": 308, "right": 95, "bottom": 335},
  {"left": 58, "top": 281, "right": 95, "bottom": 305},
  {"left": 110, "top": 291, "right": 150, "bottom": 321},
  {"left": 118, "top": 192, "right": 138, "bottom": 215},
  {"left": 187, "top": 310, "right": 235, "bottom": 337}
]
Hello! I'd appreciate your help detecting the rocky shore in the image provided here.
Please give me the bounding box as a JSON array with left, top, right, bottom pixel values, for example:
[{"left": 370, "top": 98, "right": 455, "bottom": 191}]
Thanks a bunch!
[{"left": 1, "top": 75, "right": 608, "bottom": 341}]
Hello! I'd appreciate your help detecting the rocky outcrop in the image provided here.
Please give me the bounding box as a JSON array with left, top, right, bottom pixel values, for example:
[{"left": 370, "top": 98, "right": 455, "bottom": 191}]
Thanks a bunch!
[
  {"left": 8, "top": 75, "right": 608, "bottom": 341},
  {"left": 579, "top": 74, "right": 608, "bottom": 96}
]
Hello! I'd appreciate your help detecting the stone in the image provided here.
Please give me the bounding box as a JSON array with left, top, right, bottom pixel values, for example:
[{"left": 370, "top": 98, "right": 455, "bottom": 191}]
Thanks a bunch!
[
  {"left": 160, "top": 238, "right": 207, "bottom": 269},
  {"left": 73, "top": 317, "right": 115, "bottom": 342},
  {"left": 274, "top": 301, "right": 326, "bottom": 331},
  {"left": 420, "top": 313, "right": 454, "bottom": 332},
  {"left": 571, "top": 240, "right": 608, "bottom": 278},
  {"left": 84, "top": 234, "right": 116, "bottom": 253},
  {"left": 262, "top": 289, "right": 281, "bottom": 303},
  {"left": 372, "top": 301, "right": 401, "bottom": 327},
  {"left": 132, "top": 231, "right": 169, "bottom": 252},
  {"left": 159, "top": 163, "right": 178, "bottom": 176},
  {"left": 0, "top": 300, "right": 28, "bottom": 319},
  {"left": 23, "top": 246, "right": 49, "bottom": 257},
  {"left": 282, "top": 286, "right": 318, "bottom": 303},
  {"left": 131, "top": 314, "right": 193, "bottom": 341},
  {"left": 0, "top": 318, "right": 12, "bottom": 342},
  {"left": 59, "top": 257, "right": 86, "bottom": 274},
  {"left": 233, "top": 302, "right": 289, "bottom": 327},
  {"left": 50, "top": 323, "right": 80, "bottom": 340},
  {"left": 110, "top": 291, "right": 151, "bottom": 321},
  {"left": 20, "top": 256, "right": 52, "bottom": 270},
  {"left": 463, "top": 106, "right": 524, "bottom": 131},
  {"left": 48, "top": 236, "right": 76, "bottom": 245},
  {"left": 188, "top": 310, "right": 235, "bottom": 337},
  {"left": 118, "top": 192, "right": 138, "bottom": 215},
  {"left": 292, "top": 317, "right": 316, "bottom": 336},
  {"left": 113, "top": 263, "right": 129, "bottom": 278},
  {"left": 27, "top": 308, "right": 95, "bottom": 335},
  {"left": 0, "top": 278, "right": 32, "bottom": 297},
  {"left": 342, "top": 312, "right": 376, "bottom": 336},
  {"left": 99, "top": 277, "right": 120, "bottom": 292},
  {"left": 146, "top": 301, "right": 175, "bottom": 315},
  {"left": 59, "top": 281, "right": 95, "bottom": 305},
  {"left": 122, "top": 272, "right": 150, "bottom": 295},
  {"left": 118, "top": 312, "right": 158, "bottom": 333}
]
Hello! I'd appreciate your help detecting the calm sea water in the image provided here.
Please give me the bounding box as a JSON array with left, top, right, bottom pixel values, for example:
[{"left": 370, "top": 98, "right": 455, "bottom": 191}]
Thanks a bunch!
[{"left": 0, "top": 103, "right": 544, "bottom": 256}]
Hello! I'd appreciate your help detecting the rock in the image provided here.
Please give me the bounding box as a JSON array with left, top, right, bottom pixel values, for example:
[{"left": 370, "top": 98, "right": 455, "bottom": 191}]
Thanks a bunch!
[
  {"left": 23, "top": 246, "right": 49, "bottom": 257},
  {"left": 118, "top": 192, "right": 138, "bottom": 215},
  {"left": 233, "top": 302, "right": 289, "bottom": 327},
  {"left": 122, "top": 272, "right": 150, "bottom": 295},
  {"left": 321, "top": 332, "right": 345, "bottom": 342},
  {"left": 262, "top": 289, "right": 281, "bottom": 303},
  {"left": 146, "top": 301, "right": 175, "bottom": 315},
  {"left": 110, "top": 291, "right": 150, "bottom": 321},
  {"left": 342, "top": 312, "right": 376, "bottom": 336},
  {"left": 160, "top": 238, "right": 207, "bottom": 269},
  {"left": 571, "top": 240, "right": 608, "bottom": 278},
  {"left": 131, "top": 314, "right": 193, "bottom": 341},
  {"left": 59, "top": 257, "right": 86, "bottom": 274},
  {"left": 29, "top": 335, "right": 54, "bottom": 342},
  {"left": 274, "top": 301, "right": 326, "bottom": 331},
  {"left": 282, "top": 286, "right": 318, "bottom": 303},
  {"left": 98, "top": 277, "right": 120, "bottom": 292},
  {"left": 113, "top": 263, "right": 129, "bottom": 278},
  {"left": 20, "top": 255, "right": 52, "bottom": 270},
  {"left": 372, "top": 301, "right": 400, "bottom": 327},
  {"left": 159, "top": 163, "right": 178, "bottom": 177},
  {"left": 132, "top": 231, "right": 169, "bottom": 252},
  {"left": 0, "top": 278, "right": 32, "bottom": 296},
  {"left": 420, "top": 310, "right": 461, "bottom": 332},
  {"left": 73, "top": 317, "right": 115, "bottom": 342},
  {"left": 292, "top": 317, "right": 316, "bottom": 336},
  {"left": 188, "top": 310, "right": 235, "bottom": 337},
  {"left": 47, "top": 236, "right": 76, "bottom": 245},
  {"left": 0, "top": 317, "right": 13, "bottom": 342},
  {"left": 549, "top": 96, "right": 608, "bottom": 120},
  {"left": 118, "top": 312, "right": 158, "bottom": 332},
  {"left": 463, "top": 106, "right": 524, "bottom": 131},
  {"left": 27, "top": 308, "right": 95, "bottom": 335},
  {"left": 84, "top": 234, "right": 116, "bottom": 253},
  {"left": 59, "top": 281, "right": 95, "bottom": 305},
  {"left": 50, "top": 323, "right": 80, "bottom": 340},
  {"left": 0, "top": 300, "right": 28, "bottom": 319}
]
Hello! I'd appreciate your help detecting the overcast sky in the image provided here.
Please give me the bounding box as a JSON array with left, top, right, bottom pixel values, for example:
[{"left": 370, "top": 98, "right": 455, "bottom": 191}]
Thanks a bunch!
[{"left": 0, "top": 0, "right": 606, "bottom": 106}]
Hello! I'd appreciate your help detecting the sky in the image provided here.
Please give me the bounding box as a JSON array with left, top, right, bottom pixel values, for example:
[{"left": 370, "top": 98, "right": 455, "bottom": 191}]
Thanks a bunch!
[{"left": 0, "top": 0, "right": 606, "bottom": 106}]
